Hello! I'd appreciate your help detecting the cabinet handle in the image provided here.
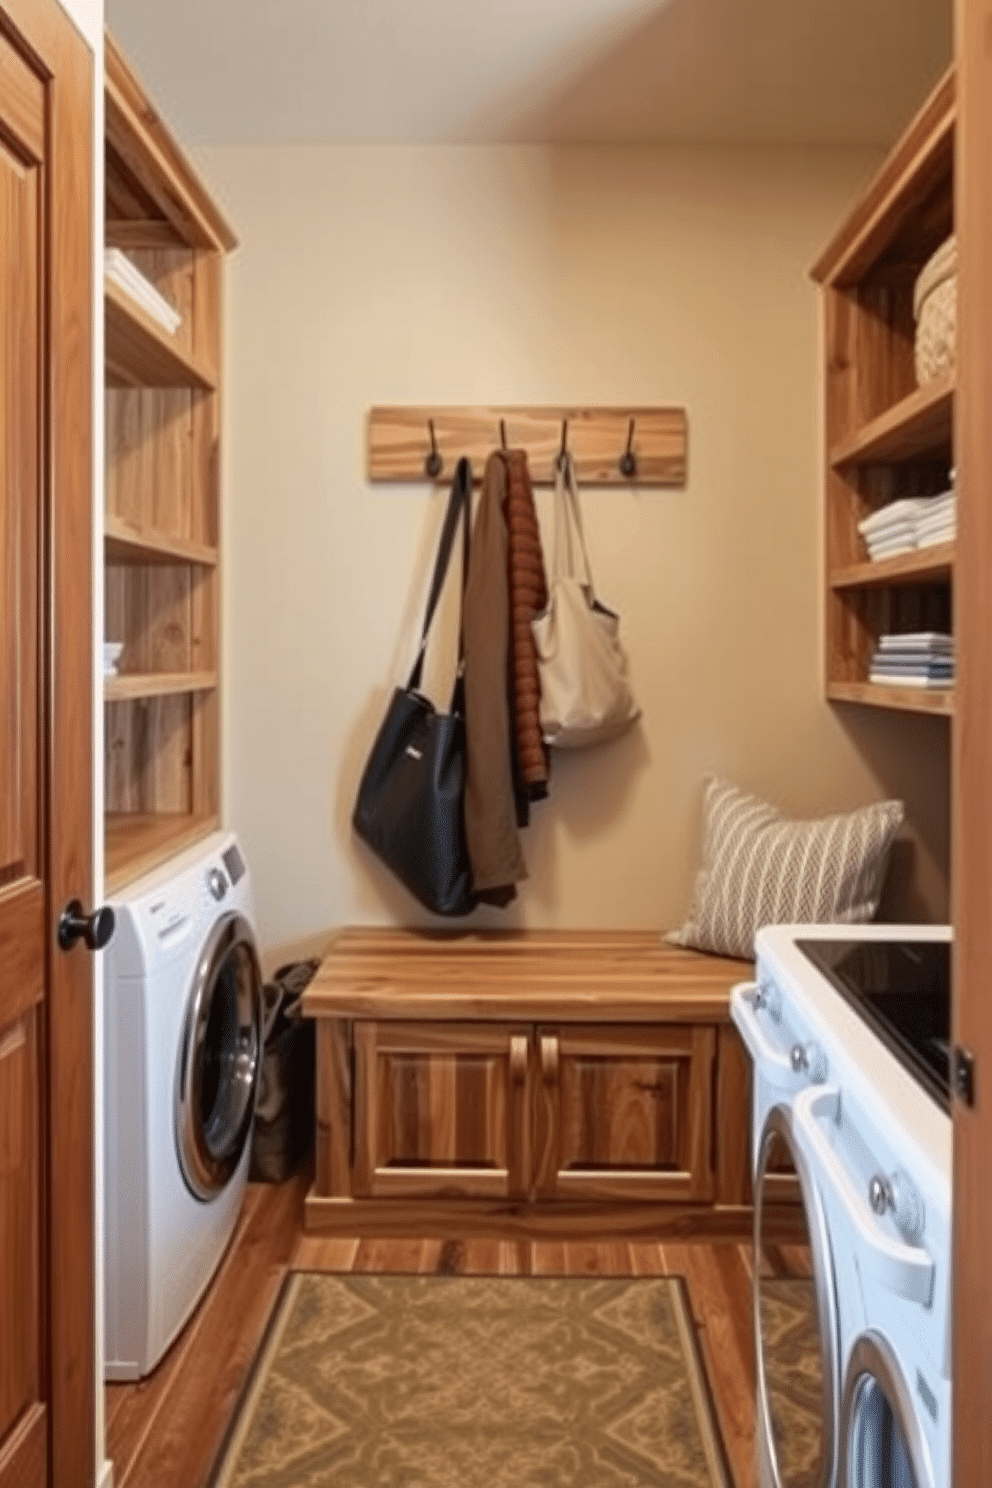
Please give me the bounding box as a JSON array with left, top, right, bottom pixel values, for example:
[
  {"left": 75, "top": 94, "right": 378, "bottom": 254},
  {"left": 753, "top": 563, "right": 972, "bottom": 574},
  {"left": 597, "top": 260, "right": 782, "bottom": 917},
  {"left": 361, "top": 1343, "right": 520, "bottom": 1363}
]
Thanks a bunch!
[
  {"left": 540, "top": 1034, "right": 559, "bottom": 1085},
  {"left": 510, "top": 1035, "right": 528, "bottom": 1085}
]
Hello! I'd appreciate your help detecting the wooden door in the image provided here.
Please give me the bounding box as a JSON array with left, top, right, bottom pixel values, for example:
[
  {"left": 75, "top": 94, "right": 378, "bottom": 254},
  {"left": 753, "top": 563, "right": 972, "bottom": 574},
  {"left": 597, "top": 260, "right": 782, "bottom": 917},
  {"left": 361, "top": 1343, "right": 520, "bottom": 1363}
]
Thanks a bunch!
[
  {"left": 533, "top": 1024, "right": 715, "bottom": 1203},
  {"left": 352, "top": 1022, "right": 531, "bottom": 1200},
  {"left": 953, "top": 1, "right": 992, "bottom": 1480},
  {"left": 0, "top": 1, "right": 93, "bottom": 1486}
]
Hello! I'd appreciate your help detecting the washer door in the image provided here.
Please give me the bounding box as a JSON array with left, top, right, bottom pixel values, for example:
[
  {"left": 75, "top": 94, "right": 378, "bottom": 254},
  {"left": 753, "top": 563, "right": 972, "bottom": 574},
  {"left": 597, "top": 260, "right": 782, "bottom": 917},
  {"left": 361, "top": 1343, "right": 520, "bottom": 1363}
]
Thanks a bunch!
[
  {"left": 841, "top": 1334, "right": 933, "bottom": 1488},
  {"left": 754, "top": 1104, "right": 840, "bottom": 1488},
  {"left": 175, "top": 911, "right": 263, "bottom": 1201}
]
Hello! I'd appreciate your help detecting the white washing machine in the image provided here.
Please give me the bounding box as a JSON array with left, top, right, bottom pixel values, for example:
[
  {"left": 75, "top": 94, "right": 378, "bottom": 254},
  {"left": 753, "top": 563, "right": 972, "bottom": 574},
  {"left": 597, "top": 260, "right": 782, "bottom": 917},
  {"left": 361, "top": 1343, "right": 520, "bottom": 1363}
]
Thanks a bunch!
[
  {"left": 732, "top": 923, "right": 952, "bottom": 1488},
  {"left": 103, "top": 830, "right": 264, "bottom": 1381}
]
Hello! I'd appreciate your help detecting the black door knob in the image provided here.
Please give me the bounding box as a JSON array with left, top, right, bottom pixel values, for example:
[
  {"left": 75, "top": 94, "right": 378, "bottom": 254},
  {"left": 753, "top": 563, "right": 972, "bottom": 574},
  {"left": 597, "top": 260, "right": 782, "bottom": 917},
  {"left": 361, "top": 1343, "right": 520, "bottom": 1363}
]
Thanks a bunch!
[{"left": 58, "top": 900, "right": 115, "bottom": 952}]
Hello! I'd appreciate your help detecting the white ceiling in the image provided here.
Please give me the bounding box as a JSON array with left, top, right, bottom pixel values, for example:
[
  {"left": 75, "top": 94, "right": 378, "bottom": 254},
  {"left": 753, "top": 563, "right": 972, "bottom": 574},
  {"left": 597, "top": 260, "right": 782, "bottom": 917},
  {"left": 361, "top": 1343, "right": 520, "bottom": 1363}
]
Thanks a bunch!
[{"left": 106, "top": 0, "right": 952, "bottom": 148}]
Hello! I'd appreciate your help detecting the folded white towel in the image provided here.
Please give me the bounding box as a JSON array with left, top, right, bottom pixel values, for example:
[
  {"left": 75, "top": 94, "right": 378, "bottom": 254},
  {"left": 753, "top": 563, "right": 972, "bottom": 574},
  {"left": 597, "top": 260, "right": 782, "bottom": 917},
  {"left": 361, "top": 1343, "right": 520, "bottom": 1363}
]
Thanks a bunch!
[
  {"left": 916, "top": 523, "right": 951, "bottom": 547},
  {"left": 859, "top": 498, "right": 923, "bottom": 536},
  {"left": 877, "top": 632, "right": 953, "bottom": 651},
  {"left": 863, "top": 523, "right": 919, "bottom": 547},
  {"left": 866, "top": 537, "right": 916, "bottom": 560},
  {"left": 869, "top": 673, "right": 954, "bottom": 689},
  {"left": 105, "top": 248, "right": 181, "bottom": 335}
]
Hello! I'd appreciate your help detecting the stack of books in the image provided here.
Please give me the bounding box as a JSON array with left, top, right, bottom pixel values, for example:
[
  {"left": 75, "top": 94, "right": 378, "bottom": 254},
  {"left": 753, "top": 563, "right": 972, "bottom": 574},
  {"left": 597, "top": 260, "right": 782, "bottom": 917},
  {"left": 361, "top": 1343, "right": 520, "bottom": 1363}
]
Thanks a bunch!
[
  {"left": 869, "top": 632, "right": 954, "bottom": 689},
  {"left": 105, "top": 248, "right": 181, "bottom": 335},
  {"left": 858, "top": 488, "right": 956, "bottom": 560}
]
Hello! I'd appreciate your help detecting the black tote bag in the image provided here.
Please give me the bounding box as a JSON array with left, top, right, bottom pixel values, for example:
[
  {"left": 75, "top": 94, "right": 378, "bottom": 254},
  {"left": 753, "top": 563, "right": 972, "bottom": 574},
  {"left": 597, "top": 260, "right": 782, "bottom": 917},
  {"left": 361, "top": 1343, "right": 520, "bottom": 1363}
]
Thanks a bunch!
[{"left": 352, "top": 458, "right": 476, "bottom": 917}]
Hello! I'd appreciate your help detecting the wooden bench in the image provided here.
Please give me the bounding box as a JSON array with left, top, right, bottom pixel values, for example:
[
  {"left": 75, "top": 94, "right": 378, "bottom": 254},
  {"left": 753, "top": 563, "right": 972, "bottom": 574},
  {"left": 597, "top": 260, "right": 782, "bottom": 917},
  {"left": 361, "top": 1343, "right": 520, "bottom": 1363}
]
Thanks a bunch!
[{"left": 301, "top": 929, "right": 757, "bottom": 1241}]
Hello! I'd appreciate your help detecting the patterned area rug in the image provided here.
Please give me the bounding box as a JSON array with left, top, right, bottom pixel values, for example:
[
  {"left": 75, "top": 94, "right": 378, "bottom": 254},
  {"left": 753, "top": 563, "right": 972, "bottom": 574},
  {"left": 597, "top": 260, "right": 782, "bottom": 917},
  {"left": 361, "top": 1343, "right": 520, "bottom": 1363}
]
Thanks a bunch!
[
  {"left": 212, "top": 1274, "right": 730, "bottom": 1488},
  {"left": 759, "top": 1277, "right": 824, "bottom": 1488}
]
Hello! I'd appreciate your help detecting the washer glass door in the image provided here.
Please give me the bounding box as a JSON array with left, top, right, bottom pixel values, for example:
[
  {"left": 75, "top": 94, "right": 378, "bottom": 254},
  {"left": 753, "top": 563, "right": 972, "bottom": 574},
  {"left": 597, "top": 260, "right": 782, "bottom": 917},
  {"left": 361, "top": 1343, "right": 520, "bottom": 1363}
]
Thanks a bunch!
[
  {"left": 842, "top": 1334, "right": 932, "bottom": 1488},
  {"left": 176, "top": 911, "right": 262, "bottom": 1201},
  {"left": 755, "top": 1105, "right": 839, "bottom": 1488}
]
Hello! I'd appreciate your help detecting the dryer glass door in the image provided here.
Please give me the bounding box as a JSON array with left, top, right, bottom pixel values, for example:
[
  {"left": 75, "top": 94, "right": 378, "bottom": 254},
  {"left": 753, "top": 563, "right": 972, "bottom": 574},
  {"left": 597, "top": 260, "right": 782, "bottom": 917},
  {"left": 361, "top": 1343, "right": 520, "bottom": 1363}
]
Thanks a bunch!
[
  {"left": 842, "top": 1334, "right": 931, "bottom": 1488},
  {"left": 176, "top": 911, "right": 262, "bottom": 1201},
  {"left": 755, "top": 1106, "right": 839, "bottom": 1488}
]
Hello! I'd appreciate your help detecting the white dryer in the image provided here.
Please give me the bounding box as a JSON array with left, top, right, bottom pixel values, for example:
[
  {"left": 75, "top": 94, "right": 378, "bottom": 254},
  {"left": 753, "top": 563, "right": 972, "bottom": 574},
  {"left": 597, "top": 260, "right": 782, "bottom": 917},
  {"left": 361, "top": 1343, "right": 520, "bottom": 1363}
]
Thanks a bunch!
[
  {"left": 734, "top": 924, "right": 952, "bottom": 1488},
  {"left": 103, "top": 830, "right": 264, "bottom": 1380}
]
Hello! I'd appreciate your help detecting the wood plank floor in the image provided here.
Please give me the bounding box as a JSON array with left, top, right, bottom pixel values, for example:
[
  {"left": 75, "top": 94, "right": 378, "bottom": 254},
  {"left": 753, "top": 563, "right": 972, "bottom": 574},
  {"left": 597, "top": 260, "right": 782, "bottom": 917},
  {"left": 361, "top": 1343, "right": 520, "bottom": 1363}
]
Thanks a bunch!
[{"left": 107, "top": 1177, "right": 758, "bottom": 1488}]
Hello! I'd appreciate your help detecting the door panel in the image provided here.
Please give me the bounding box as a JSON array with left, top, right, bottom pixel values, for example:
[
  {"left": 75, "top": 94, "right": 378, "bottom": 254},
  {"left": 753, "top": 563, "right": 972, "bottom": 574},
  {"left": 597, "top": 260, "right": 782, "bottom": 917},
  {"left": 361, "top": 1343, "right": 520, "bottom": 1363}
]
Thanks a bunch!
[
  {"left": 0, "top": 1018, "right": 40, "bottom": 1441},
  {"left": 534, "top": 1024, "right": 715, "bottom": 1202},
  {"left": 0, "top": 24, "right": 46, "bottom": 1480},
  {"left": 0, "top": 0, "right": 94, "bottom": 1484},
  {"left": 353, "top": 1022, "right": 531, "bottom": 1199},
  {"left": 954, "top": 1, "right": 992, "bottom": 1478}
]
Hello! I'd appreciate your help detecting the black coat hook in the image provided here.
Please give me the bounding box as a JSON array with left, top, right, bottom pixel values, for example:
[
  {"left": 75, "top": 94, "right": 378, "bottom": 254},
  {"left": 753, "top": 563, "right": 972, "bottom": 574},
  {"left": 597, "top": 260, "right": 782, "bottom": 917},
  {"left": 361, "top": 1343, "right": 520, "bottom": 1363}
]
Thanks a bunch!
[
  {"left": 619, "top": 417, "right": 637, "bottom": 478},
  {"left": 558, "top": 418, "right": 569, "bottom": 471},
  {"left": 425, "top": 419, "right": 443, "bottom": 479},
  {"left": 500, "top": 418, "right": 508, "bottom": 451}
]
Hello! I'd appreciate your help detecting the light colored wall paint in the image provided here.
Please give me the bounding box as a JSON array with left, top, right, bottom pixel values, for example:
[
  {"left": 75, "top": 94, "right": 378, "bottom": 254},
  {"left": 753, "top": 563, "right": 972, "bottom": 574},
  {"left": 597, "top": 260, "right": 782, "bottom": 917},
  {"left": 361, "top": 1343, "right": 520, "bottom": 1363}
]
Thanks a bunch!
[{"left": 197, "top": 142, "right": 951, "bottom": 963}]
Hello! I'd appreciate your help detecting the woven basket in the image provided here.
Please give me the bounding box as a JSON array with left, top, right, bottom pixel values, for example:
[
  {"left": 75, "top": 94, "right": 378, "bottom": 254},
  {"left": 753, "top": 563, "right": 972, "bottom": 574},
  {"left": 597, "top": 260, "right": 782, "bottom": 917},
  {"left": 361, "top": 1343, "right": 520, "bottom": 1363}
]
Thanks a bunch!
[{"left": 913, "top": 234, "right": 957, "bottom": 385}]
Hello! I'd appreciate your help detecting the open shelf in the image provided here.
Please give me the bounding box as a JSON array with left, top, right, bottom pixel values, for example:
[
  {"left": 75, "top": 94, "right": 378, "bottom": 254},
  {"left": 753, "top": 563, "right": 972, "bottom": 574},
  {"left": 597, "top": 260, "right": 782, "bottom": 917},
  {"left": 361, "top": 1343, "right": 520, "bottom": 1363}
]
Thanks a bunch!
[
  {"left": 103, "top": 33, "right": 235, "bottom": 896},
  {"left": 105, "top": 276, "right": 215, "bottom": 390},
  {"left": 104, "top": 671, "right": 218, "bottom": 702},
  {"left": 814, "top": 62, "right": 956, "bottom": 720},
  {"left": 829, "top": 372, "right": 954, "bottom": 468},
  {"left": 811, "top": 68, "right": 955, "bottom": 288},
  {"left": 827, "top": 680, "right": 954, "bottom": 716},
  {"left": 105, "top": 513, "right": 218, "bottom": 567},
  {"left": 105, "top": 812, "right": 220, "bottom": 895},
  {"left": 830, "top": 542, "right": 954, "bottom": 589}
]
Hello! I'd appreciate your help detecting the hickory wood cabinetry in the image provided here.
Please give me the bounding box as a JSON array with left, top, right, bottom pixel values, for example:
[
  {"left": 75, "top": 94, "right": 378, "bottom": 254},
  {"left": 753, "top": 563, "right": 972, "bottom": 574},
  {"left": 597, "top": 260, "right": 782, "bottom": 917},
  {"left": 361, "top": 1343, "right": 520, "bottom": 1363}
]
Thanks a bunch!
[
  {"left": 303, "top": 931, "right": 758, "bottom": 1239},
  {"left": 103, "top": 36, "right": 237, "bottom": 893},
  {"left": 812, "top": 66, "right": 955, "bottom": 716}
]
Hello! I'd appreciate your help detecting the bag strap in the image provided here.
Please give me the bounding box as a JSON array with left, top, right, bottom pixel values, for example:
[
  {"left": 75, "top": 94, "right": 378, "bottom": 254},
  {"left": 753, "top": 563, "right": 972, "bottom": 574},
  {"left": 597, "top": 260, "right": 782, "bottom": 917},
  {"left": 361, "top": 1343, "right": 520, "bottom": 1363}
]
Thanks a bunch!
[
  {"left": 408, "top": 456, "right": 472, "bottom": 692},
  {"left": 551, "top": 453, "right": 595, "bottom": 593}
]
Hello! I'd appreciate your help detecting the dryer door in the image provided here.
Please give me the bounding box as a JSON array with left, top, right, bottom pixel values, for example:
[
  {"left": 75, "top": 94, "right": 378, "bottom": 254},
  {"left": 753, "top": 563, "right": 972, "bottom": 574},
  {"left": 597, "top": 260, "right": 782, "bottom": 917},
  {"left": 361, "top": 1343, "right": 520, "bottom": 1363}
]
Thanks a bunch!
[
  {"left": 840, "top": 1333, "right": 933, "bottom": 1488},
  {"left": 754, "top": 1104, "right": 840, "bottom": 1488},
  {"left": 175, "top": 911, "right": 263, "bottom": 1201}
]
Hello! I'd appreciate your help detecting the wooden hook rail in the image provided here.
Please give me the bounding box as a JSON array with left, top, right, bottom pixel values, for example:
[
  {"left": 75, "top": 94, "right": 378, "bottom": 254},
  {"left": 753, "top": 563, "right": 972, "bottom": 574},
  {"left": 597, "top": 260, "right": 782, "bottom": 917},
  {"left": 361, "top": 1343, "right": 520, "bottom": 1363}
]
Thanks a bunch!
[{"left": 367, "top": 405, "right": 687, "bottom": 487}]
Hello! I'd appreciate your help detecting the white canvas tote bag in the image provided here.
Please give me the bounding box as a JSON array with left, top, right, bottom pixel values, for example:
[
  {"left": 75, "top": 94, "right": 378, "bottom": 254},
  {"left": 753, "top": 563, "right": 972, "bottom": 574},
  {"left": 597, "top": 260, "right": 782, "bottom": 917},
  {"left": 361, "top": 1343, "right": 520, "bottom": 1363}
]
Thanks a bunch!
[{"left": 531, "top": 455, "right": 640, "bottom": 748}]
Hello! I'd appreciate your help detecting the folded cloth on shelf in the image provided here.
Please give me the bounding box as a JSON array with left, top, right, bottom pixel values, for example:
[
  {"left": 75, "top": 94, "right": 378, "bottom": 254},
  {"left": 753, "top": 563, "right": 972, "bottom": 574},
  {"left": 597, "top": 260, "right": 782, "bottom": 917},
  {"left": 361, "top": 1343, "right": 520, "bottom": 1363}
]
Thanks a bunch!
[
  {"left": 869, "top": 672, "right": 954, "bottom": 688},
  {"left": 877, "top": 631, "right": 953, "bottom": 652},
  {"left": 104, "top": 248, "right": 181, "bottom": 334},
  {"left": 870, "top": 628, "right": 955, "bottom": 687},
  {"left": 870, "top": 661, "right": 954, "bottom": 678},
  {"left": 858, "top": 498, "right": 923, "bottom": 536},
  {"left": 858, "top": 490, "right": 956, "bottom": 560},
  {"left": 865, "top": 536, "right": 916, "bottom": 560},
  {"left": 917, "top": 526, "right": 956, "bottom": 549}
]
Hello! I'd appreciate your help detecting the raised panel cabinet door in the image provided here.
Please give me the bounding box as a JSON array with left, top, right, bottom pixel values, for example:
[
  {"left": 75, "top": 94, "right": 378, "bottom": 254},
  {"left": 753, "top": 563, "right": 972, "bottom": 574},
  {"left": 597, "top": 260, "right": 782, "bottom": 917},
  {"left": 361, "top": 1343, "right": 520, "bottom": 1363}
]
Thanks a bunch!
[
  {"left": 533, "top": 1024, "right": 716, "bottom": 1203},
  {"left": 352, "top": 1022, "right": 531, "bottom": 1200},
  {"left": 0, "top": 1, "right": 94, "bottom": 1485}
]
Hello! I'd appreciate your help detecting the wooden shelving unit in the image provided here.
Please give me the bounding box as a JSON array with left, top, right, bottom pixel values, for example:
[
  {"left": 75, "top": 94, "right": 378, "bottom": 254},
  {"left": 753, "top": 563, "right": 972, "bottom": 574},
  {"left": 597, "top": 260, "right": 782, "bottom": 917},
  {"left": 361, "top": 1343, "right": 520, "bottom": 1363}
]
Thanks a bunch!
[
  {"left": 104, "top": 512, "right": 218, "bottom": 568},
  {"left": 105, "top": 814, "right": 222, "bottom": 897},
  {"left": 105, "top": 277, "right": 216, "bottom": 391},
  {"left": 103, "top": 33, "right": 236, "bottom": 894},
  {"left": 812, "top": 66, "right": 956, "bottom": 717}
]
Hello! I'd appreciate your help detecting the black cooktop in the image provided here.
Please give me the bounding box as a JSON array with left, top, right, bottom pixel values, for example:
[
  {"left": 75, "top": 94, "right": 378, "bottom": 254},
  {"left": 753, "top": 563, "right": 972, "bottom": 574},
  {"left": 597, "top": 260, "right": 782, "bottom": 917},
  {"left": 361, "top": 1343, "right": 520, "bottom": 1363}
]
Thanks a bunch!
[{"left": 795, "top": 938, "right": 951, "bottom": 1112}]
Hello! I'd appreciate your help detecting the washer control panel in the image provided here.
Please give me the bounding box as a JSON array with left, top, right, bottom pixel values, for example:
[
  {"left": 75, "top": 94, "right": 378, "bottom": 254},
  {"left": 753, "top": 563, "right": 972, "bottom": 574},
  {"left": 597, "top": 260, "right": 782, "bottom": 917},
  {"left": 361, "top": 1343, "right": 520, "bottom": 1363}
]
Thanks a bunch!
[{"left": 206, "top": 866, "right": 228, "bottom": 902}]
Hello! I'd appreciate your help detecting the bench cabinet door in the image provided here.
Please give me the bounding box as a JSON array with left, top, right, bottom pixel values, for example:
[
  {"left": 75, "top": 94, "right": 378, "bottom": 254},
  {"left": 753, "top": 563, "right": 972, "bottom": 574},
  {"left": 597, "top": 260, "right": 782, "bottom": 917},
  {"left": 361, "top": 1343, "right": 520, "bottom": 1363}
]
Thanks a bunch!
[
  {"left": 352, "top": 1021, "right": 532, "bottom": 1200},
  {"left": 533, "top": 1023, "right": 716, "bottom": 1203}
]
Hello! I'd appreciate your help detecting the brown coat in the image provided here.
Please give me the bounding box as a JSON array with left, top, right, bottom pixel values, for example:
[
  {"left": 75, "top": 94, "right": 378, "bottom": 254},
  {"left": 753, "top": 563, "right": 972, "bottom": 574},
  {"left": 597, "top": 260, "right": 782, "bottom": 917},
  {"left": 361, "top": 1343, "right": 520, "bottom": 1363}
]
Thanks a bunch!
[
  {"left": 503, "top": 450, "right": 549, "bottom": 798},
  {"left": 463, "top": 451, "right": 549, "bottom": 901},
  {"left": 463, "top": 453, "right": 526, "bottom": 898}
]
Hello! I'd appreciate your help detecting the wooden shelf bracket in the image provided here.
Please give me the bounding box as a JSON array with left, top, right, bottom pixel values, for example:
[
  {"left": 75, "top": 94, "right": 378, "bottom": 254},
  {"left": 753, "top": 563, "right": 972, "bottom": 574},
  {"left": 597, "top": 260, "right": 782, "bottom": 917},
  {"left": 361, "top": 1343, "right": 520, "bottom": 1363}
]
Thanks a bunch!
[{"left": 368, "top": 405, "right": 688, "bottom": 487}]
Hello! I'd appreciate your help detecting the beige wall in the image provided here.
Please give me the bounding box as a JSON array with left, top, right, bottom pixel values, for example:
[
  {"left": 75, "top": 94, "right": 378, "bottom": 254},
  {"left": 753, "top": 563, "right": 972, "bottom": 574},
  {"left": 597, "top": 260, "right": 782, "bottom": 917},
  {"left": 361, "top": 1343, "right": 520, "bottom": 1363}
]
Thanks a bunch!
[{"left": 196, "top": 142, "right": 951, "bottom": 960}]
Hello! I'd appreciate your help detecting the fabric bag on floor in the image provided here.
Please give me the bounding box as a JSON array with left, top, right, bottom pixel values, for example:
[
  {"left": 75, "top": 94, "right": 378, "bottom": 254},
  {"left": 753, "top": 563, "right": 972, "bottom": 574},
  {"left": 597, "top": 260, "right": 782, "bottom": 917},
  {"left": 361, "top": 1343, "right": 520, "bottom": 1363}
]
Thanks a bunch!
[
  {"left": 531, "top": 453, "right": 640, "bottom": 748},
  {"left": 352, "top": 457, "right": 477, "bottom": 916},
  {"left": 249, "top": 959, "right": 318, "bottom": 1183}
]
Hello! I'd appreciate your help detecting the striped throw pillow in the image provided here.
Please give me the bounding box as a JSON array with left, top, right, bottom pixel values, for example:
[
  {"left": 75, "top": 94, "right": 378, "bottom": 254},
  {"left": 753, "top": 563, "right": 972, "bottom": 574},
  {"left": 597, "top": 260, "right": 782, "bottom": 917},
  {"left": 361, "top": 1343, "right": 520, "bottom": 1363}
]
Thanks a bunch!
[{"left": 667, "top": 778, "right": 904, "bottom": 959}]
